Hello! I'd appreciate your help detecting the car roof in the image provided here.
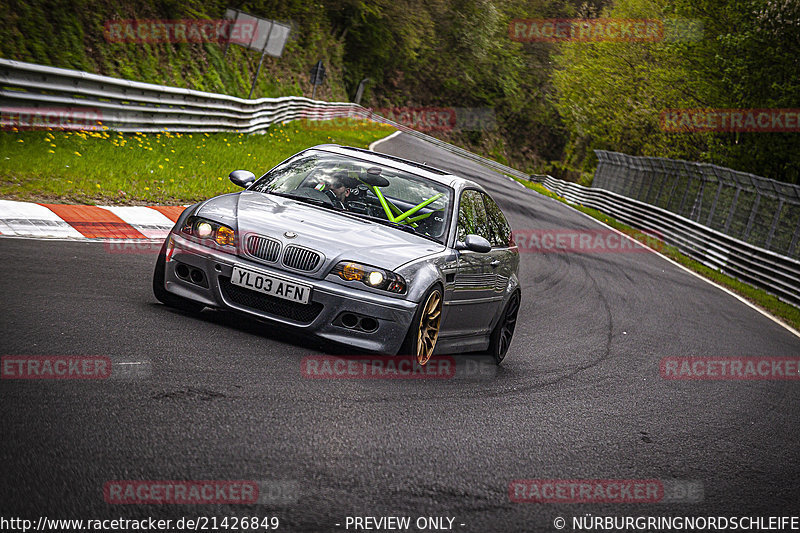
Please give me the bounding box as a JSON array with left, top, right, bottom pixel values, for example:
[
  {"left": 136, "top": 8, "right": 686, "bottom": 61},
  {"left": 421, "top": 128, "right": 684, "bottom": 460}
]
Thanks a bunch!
[{"left": 309, "top": 144, "right": 482, "bottom": 192}]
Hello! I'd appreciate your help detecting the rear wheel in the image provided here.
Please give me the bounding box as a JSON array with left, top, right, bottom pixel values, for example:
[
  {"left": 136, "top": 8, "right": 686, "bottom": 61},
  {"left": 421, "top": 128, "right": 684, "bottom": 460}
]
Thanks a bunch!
[
  {"left": 400, "top": 285, "right": 443, "bottom": 365},
  {"left": 487, "top": 290, "right": 520, "bottom": 365},
  {"left": 152, "top": 241, "right": 205, "bottom": 313}
]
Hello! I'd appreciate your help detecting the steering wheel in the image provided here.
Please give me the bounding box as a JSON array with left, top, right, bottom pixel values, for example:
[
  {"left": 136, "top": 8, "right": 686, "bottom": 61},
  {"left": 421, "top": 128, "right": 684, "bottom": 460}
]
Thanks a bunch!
[{"left": 322, "top": 188, "right": 346, "bottom": 210}]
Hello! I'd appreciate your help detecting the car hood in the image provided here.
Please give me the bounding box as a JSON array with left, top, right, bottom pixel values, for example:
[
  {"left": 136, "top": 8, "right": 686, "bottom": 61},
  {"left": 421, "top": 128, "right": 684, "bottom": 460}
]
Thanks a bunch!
[{"left": 195, "top": 191, "right": 446, "bottom": 277}]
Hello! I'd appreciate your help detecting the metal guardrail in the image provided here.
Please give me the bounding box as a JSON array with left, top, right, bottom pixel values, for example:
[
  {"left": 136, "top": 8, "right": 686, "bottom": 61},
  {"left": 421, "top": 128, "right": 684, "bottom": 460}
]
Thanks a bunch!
[
  {"left": 11, "top": 59, "right": 791, "bottom": 305},
  {"left": 0, "top": 58, "right": 529, "bottom": 180},
  {"left": 0, "top": 58, "right": 360, "bottom": 133},
  {"left": 541, "top": 175, "right": 800, "bottom": 307},
  {"left": 594, "top": 150, "right": 800, "bottom": 260}
]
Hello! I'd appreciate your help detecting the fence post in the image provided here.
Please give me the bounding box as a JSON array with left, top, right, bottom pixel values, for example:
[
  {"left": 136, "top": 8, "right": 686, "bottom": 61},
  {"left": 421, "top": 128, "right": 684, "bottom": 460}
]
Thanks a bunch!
[
  {"left": 789, "top": 216, "right": 800, "bottom": 257},
  {"left": 665, "top": 160, "right": 680, "bottom": 210},
  {"left": 620, "top": 153, "right": 634, "bottom": 196},
  {"left": 724, "top": 188, "right": 741, "bottom": 234},
  {"left": 743, "top": 192, "right": 761, "bottom": 241},
  {"left": 764, "top": 198, "right": 783, "bottom": 250},
  {"left": 630, "top": 156, "right": 643, "bottom": 199},
  {"left": 608, "top": 152, "right": 619, "bottom": 190},
  {"left": 707, "top": 177, "right": 723, "bottom": 227},
  {"left": 689, "top": 163, "right": 706, "bottom": 222},
  {"left": 655, "top": 159, "right": 669, "bottom": 206},
  {"left": 678, "top": 162, "right": 694, "bottom": 216},
  {"left": 593, "top": 150, "right": 608, "bottom": 189},
  {"left": 643, "top": 157, "right": 657, "bottom": 202}
]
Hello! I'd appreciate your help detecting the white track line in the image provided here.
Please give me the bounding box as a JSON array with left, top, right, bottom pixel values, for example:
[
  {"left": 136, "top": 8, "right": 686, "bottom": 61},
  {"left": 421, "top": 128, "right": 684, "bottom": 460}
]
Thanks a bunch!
[
  {"left": 506, "top": 175, "right": 528, "bottom": 188},
  {"left": 368, "top": 130, "right": 402, "bottom": 152},
  {"left": 532, "top": 188, "right": 800, "bottom": 339}
]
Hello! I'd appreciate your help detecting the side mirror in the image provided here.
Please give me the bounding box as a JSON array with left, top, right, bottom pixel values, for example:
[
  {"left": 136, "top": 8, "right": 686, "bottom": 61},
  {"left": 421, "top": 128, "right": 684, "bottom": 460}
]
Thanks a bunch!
[
  {"left": 456, "top": 234, "right": 491, "bottom": 253},
  {"left": 229, "top": 170, "right": 256, "bottom": 188}
]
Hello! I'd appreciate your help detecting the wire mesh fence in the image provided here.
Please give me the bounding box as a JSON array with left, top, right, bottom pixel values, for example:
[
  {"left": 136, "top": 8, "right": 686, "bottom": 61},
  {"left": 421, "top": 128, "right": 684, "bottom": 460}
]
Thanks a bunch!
[{"left": 593, "top": 151, "right": 800, "bottom": 260}]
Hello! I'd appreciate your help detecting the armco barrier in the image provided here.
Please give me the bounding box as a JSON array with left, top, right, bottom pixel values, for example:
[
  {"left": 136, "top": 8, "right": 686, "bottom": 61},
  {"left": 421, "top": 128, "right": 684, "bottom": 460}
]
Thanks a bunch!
[
  {"left": 7, "top": 58, "right": 793, "bottom": 305},
  {"left": 0, "top": 59, "right": 528, "bottom": 180},
  {"left": 0, "top": 58, "right": 359, "bottom": 133},
  {"left": 540, "top": 176, "right": 800, "bottom": 307},
  {"left": 593, "top": 150, "right": 800, "bottom": 260}
]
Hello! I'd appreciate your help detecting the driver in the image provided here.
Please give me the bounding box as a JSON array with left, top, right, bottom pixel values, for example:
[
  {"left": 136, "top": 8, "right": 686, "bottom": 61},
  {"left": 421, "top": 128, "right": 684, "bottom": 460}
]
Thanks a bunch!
[
  {"left": 329, "top": 171, "right": 352, "bottom": 203},
  {"left": 316, "top": 171, "right": 357, "bottom": 208}
]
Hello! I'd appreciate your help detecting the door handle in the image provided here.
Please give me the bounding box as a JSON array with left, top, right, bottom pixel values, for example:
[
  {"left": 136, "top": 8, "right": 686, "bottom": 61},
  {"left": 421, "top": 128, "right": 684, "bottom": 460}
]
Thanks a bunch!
[{"left": 490, "top": 260, "right": 501, "bottom": 268}]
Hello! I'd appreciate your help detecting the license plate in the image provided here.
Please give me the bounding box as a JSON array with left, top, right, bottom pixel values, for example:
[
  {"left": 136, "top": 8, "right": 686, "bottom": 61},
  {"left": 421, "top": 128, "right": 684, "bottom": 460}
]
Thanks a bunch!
[{"left": 231, "top": 266, "right": 312, "bottom": 305}]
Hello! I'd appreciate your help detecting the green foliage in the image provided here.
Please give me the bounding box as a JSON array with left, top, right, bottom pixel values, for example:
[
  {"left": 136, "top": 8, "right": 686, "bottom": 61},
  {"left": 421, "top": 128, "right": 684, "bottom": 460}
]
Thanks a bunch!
[
  {"left": 1, "top": 0, "right": 796, "bottom": 184},
  {"left": 0, "top": 0, "right": 576, "bottom": 173},
  {"left": 0, "top": 0, "right": 347, "bottom": 99},
  {"left": 553, "top": 0, "right": 800, "bottom": 183}
]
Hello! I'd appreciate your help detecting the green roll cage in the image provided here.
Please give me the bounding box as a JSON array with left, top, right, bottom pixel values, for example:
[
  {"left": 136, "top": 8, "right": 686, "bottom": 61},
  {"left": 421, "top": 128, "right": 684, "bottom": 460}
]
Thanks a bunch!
[
  {"left": 327, "top": 166, "right": 446, "bottom": 227},
  {"left": 370, "top": 185, "right": 444, "bottom": 226}
]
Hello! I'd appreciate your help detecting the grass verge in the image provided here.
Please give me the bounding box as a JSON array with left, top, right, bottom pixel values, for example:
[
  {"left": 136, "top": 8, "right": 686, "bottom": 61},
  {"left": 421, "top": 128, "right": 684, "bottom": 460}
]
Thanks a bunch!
[
  {"left": 0, "top": 120, "right": 396, "bottom": 205},
  {"left": 514, "top": 178, "right": 800, "bottom": 332}
]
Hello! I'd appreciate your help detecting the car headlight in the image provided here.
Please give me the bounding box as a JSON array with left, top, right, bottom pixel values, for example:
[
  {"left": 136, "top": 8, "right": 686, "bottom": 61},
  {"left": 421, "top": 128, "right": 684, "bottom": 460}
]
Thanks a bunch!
[
  {"left": 331, "top": 261, "right": 406, "bottom": 294},
  {"left": 180, "top": 216, "right": 236, "bottom": 247}
]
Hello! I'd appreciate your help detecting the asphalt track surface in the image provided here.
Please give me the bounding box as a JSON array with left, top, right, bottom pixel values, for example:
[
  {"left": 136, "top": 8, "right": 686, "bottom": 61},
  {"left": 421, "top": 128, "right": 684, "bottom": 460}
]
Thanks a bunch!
[{"left": 2, "top": 132, "right": 799, "bottom": 532}]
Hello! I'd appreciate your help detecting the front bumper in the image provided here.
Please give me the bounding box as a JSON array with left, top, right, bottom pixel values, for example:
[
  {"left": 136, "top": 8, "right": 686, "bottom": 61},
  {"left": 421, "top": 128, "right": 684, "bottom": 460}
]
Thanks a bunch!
[{"left": 163, "top": 233, "right": 417, "bottom": 354}]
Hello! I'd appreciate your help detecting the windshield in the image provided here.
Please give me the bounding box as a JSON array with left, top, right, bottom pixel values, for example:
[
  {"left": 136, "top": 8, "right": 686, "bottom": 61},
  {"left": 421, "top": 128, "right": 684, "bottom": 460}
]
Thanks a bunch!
[{"left": 250, "top": 150, "right": 453, "bottom": 243}]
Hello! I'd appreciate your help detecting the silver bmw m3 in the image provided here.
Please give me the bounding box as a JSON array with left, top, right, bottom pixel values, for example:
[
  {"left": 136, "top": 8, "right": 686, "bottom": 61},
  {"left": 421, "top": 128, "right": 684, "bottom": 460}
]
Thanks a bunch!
[{"left": 153, "top": 145, "right": 521, "bottom": 365}]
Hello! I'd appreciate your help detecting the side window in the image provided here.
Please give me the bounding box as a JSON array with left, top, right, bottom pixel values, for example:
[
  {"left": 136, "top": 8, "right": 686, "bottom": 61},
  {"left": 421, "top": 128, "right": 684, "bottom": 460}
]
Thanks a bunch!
[
  {"left": 457, "top": 189, "right": 489, "bottom": 242},
  {"left": 481, "top": 193, "right": 511, "bottom": 248}
]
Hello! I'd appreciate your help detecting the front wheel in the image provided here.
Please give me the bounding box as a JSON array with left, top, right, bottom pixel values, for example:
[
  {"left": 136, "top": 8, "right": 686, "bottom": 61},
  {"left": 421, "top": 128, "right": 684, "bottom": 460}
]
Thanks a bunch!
[
  {"left": 487, "top": 290, "right": 520, "bottom": 365},
  {"left": 400, "top": 285, "right": 443, "bottom": 366},
  {"left": 152, "top": 243, "right": 205, "bottom": 313}
]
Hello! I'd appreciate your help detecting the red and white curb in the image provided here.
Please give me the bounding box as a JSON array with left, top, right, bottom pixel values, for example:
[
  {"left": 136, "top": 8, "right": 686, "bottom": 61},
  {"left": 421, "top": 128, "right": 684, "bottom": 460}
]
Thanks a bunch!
[{"left": 0, "top": 199, "right": 184, "bottom": 241}]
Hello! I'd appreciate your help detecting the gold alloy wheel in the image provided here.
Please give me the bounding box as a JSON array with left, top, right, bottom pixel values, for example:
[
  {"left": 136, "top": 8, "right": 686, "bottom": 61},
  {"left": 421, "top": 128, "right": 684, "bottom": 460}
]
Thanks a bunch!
[{"left": 416, "top": 290, "right": 442, "bottom": 365}]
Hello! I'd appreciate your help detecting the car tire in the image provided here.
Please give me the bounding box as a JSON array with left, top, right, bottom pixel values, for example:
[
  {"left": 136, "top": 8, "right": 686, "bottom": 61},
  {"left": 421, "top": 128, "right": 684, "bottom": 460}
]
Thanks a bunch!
[
  {"left": 152, "top": 241, "right": 205, "bottom": 314},
  {"left": 399, "top": 284, "right": 443, "bottom": 366},
  {"left": 487, "top": 290, "right": 520, "bottom": 365}
]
